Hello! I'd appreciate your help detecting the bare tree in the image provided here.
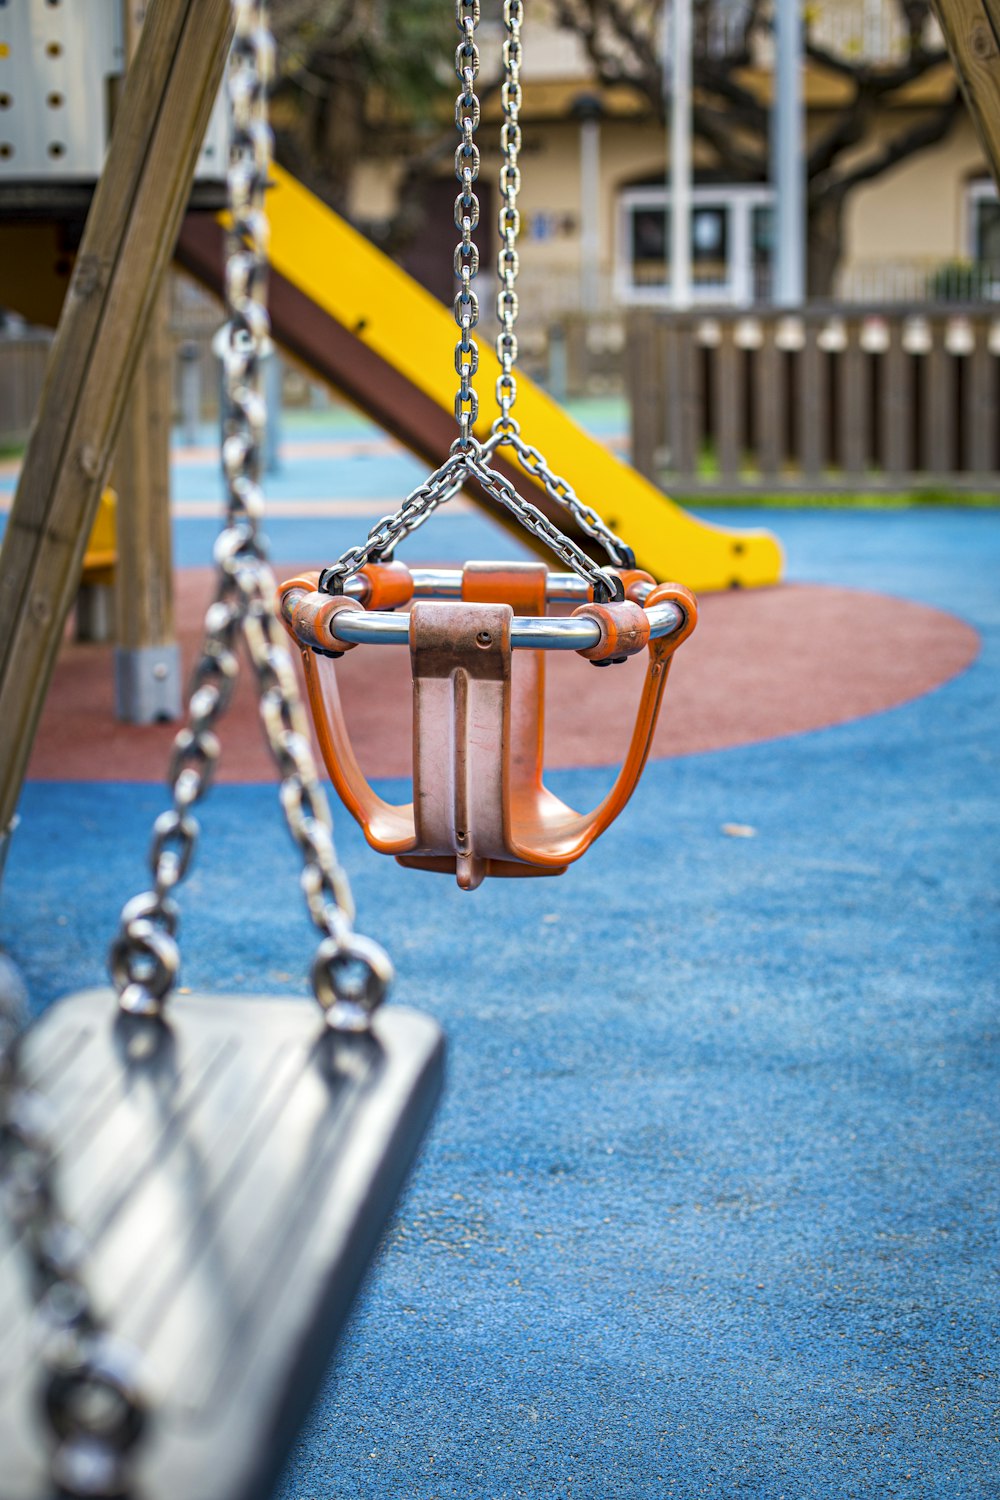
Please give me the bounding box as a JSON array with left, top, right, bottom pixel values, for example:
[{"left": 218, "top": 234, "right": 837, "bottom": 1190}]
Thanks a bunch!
[
  {"left": 549, "top": 0, "right": 964, "bottom": 293},
  {"left": 270, "top": 0, "right": 454, "bottom": 217}
]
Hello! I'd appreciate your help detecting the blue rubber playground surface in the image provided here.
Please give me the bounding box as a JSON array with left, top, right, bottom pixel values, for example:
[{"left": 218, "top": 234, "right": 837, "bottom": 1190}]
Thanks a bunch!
[{"left": 2, "top": 409, "right": 998, "bottom": 1498}]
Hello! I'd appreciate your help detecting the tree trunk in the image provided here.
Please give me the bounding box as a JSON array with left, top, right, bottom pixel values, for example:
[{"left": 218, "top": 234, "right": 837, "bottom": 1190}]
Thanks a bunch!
[{"left": 807, "top": 193, "right": 846, "bottom": 299}]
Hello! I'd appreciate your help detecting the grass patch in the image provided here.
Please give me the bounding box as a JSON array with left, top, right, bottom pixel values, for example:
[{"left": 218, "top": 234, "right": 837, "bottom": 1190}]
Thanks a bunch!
[{"left": 672, "top": 489, "right": 1000, "bottom": 510}]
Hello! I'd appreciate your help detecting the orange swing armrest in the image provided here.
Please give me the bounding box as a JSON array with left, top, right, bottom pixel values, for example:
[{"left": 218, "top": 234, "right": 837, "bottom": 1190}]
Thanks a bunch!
[
  {"left": 278, "top": 575, "right": 418, "bottom": 854},
  {"left": 503, "top": 581, "right": 698, "bottom": 868}
]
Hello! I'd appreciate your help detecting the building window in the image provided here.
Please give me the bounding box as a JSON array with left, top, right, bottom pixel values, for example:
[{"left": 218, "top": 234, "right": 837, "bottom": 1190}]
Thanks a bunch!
[
  {"left": 617, "top": 184, "right": 774, "bottom": 306},
  {"left": 968, "top": 179, "right": 1000, "bottom": 263}
]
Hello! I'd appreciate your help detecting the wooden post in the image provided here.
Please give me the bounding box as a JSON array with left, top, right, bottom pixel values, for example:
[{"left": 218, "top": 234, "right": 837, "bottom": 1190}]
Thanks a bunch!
[
  {"left": 965, "top": 315, "right": 997, "bottom": 475},
  {"left": 799, "top": 317, "right": 827, "bottom": 481},
  {"left": 627, "top": 312, "right": 665, "bottom": 482},
  {"left": 839, "top": 319, "right": 869, "bottom": 481},
  {"left": 0, "top": 0, "right": 232, "bottom": 839},
  {"left": 881, "top": 319, "right": 912, "bottom": 483},
  {"left": 926, "top": 318, "right": 956, "bottom": 476},
  {"left": 113, "top": 0, "right": 181, "bottom": 722},
  {"left": 716, "top": 321, "right": 742, "bottom": 484},
  {"left": 113, "top": 285, "right": 179, "bottom": 720},
  {"left": 754, "top": 327, "right": 784, "bottom": 483},
  {"left": 666, "top": 318, "right": 699, "bottom": 484}
]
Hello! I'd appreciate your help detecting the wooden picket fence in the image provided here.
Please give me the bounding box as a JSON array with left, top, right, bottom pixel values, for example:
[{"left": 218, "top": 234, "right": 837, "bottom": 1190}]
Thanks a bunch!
[
  {"left": 627, "top": 305, "right": 1000, "bottom": 492},
  {"left": 0, "top": 329, "right": 53, "bottom": 448}
]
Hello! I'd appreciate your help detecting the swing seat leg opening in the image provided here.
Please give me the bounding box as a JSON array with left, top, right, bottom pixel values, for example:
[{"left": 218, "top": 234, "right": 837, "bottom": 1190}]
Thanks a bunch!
[{"left": 0, "top": 988, "right": 444, "bottom": 1500}]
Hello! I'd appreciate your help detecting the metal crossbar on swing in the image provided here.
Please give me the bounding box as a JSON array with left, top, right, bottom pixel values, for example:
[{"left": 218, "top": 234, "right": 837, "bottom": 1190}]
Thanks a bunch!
[
  {"left": 0, "top": 8, "right": 442, "bottom": 1498},
  {"left": 280, "top": 0, "right": 698, "bottom": 891}
]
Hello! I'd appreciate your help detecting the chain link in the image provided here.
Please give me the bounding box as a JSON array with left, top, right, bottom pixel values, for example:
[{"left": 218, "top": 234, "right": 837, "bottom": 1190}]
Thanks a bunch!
[
  {"left": 486, "top": 3, "right": 635, "bottom": 571},
  {"left": 453, "top": 0, "right": 482, "bottom": 447},
  {"left": 464, "top": 450, "right": 622, "bottom": 596},
  {"left": 486, "top": 428, "right": 635, "bottom": 569},
  {"left": 495, "top": 0, "right": 523, "bottom": 426},
  {"left": 319, "top": 444, "right": 620, "bottom": 602},
  {"left": 1, "top": 988, "right": 146, "bottom": 1496},
  {"left": 320, "top": 0, "right": 628, "bottom": 600},
  {"left": 110, "top": 0, "right": 391, "bottom": 1033},
  {"left": 1, "top": 9, "right": 393, "bottom": 1495},
  {"left": 318, "top": 453, "right": 622, "bottom": 602},
  {"left": 318, "top": 453, "right": 467, "bottom": 593}
]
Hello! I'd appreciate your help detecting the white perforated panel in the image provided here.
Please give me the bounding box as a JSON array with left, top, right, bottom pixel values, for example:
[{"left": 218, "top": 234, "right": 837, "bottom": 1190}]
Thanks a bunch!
[
  {"left": 0, "top": 0, "right": 225, "bottom": 184},
  {"left": 0, "top": 0, "right": 122, "bottom": 179}
]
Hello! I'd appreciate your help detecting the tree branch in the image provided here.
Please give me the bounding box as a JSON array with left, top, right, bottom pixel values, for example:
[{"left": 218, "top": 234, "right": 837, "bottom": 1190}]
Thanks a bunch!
[{"left": 812, "top": 88, "right": 964, "bottom": 200}]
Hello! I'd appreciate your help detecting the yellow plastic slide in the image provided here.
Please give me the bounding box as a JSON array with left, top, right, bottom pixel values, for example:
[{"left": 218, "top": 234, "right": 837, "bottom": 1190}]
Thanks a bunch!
[{"left": 263, "top": 166, "right": 783, "bottom": 591}]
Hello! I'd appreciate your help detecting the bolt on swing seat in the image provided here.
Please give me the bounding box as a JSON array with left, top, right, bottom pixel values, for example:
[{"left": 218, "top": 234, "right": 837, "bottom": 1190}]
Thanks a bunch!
[{"left": 279, "top": 560, "right": 697, "bottom": 891}]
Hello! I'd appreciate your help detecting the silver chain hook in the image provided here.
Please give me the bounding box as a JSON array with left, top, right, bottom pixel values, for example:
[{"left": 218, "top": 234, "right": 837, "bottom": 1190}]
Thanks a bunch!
[{"left": 109, "top": 0, "right": 392, "bottom": 1032}]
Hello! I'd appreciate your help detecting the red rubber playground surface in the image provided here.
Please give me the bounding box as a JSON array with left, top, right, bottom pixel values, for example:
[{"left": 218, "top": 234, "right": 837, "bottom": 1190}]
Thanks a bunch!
[{"left": 30, "top": 568, "right": 979, "bottom": 782}]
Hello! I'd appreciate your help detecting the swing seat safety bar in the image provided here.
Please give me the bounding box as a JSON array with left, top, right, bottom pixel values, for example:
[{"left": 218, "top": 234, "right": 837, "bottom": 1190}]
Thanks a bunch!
[
  {"left": 284, "top": 570, "right": 687, "bottom": 652},
  {"left": 279, "top": 561, "right": 697, "bottom": 891}
]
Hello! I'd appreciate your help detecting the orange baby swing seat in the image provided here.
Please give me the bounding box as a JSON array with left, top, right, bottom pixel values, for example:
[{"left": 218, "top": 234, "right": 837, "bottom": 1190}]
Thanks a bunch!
[{"left": 279, "top": 559, "right": 697, "bottom": 891}]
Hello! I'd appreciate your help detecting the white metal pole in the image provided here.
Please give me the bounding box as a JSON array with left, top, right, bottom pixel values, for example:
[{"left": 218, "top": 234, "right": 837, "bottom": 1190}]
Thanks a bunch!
[
  {"left": 579, "top": 113, "right": 602, "bottom": 313},
  {"left": 666, "top": 0, "right": 693, "bottom": 309},
  {"left": 774, "top": 0, "right": 805, "bottom": 304}
]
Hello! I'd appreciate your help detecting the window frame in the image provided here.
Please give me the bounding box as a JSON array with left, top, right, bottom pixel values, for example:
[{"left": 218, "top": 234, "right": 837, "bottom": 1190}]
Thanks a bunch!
[{"left": 616, "top": 183, "right": 775, "bottom": 307}]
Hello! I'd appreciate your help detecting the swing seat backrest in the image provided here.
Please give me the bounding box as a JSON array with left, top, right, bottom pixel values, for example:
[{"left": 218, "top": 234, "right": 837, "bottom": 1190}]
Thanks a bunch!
[{"left": 286, "top": 562, "right": 696, "bottom": 891}]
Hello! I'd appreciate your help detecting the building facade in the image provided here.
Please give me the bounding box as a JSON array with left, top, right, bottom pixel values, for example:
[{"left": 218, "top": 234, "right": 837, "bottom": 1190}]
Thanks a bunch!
[{"left": 347, "top": 1, "right": 994, "bottom": 325}]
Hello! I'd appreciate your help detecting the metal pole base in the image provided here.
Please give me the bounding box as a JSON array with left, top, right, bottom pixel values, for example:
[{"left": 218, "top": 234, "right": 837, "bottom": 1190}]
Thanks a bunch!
[{"left": 114, "top": 643, "right": 182, "bottom": 723}]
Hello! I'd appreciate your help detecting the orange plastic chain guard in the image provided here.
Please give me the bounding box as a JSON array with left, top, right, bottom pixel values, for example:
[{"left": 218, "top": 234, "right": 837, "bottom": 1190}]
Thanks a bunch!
[{"left": 279, "top": 564, "right": 698, "bottom": 890}]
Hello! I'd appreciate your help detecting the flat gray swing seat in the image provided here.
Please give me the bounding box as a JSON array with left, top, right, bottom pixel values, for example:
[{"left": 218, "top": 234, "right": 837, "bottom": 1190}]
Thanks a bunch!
[{"left": 0, "top": 987, "right": 444, "bottom": 1500}]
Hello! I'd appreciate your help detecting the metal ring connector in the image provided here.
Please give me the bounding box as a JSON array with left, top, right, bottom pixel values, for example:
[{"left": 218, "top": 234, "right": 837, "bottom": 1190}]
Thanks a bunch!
[{"left": 310, "top": 933, "right": 394, "bottom": 1032}]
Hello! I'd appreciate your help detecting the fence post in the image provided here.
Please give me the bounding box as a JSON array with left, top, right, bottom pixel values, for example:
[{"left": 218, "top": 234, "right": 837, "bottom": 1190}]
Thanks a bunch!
[
  {"left": 926, "top": 316, "right": 956, "bottom": 475},
  {"left": 966, "top": 315, "right": 997, "bottom": 475},
  {"left": 627, "top": 312, "right": 663, "bottom": 482},
  {"left": 881, "top": 318, "right": 911, "bottom": 482},
  {"left": 755, "top": 329, "right": 785, "bottom": 483},
  {"left": 799, "top": 317, "right": 826, "bottom": 480},
  {"left": 666, "top": 317, "right": 699, "bottom": 484},
  {"left": 839, "top": 317, "right": 869, "bottom": 480},
  {"left": 716, "top": 320, "right": 742, "bottom": 484}
]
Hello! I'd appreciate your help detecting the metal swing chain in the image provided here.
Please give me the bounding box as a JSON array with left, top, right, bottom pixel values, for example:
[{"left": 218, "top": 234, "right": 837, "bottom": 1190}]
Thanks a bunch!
[
  {"left": 317, "top": 0, "right": 620, "bottom": 602},
  {"left": 453, "top": 0, "right": 482, "bottom": 448},
  {"left": 1, "top": 991, "right": 145, "bottom": 1497},
  {"left": 318, "top": 445, "right": 622, "bottom": 599},
  {"left": 494, "top": 0, "right": 522, "bottom": 430},
  {"left": 1, "top": 9, "right": 391, "bottom": 1496},
  {"left": 486, "top": 0, "right": 634, "bottom": 572},
  {"left": 110, "top": 0, "right": 393, "bottom": 1027}
]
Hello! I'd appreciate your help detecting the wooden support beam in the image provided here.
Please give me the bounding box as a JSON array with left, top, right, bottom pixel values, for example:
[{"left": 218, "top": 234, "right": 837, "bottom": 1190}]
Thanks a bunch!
[
  {"left": 0, "top": 0, "right": 231, "bottom": 834},
  {"left": 932, "top": 0, "right": 1000, "bottom": 186}
]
